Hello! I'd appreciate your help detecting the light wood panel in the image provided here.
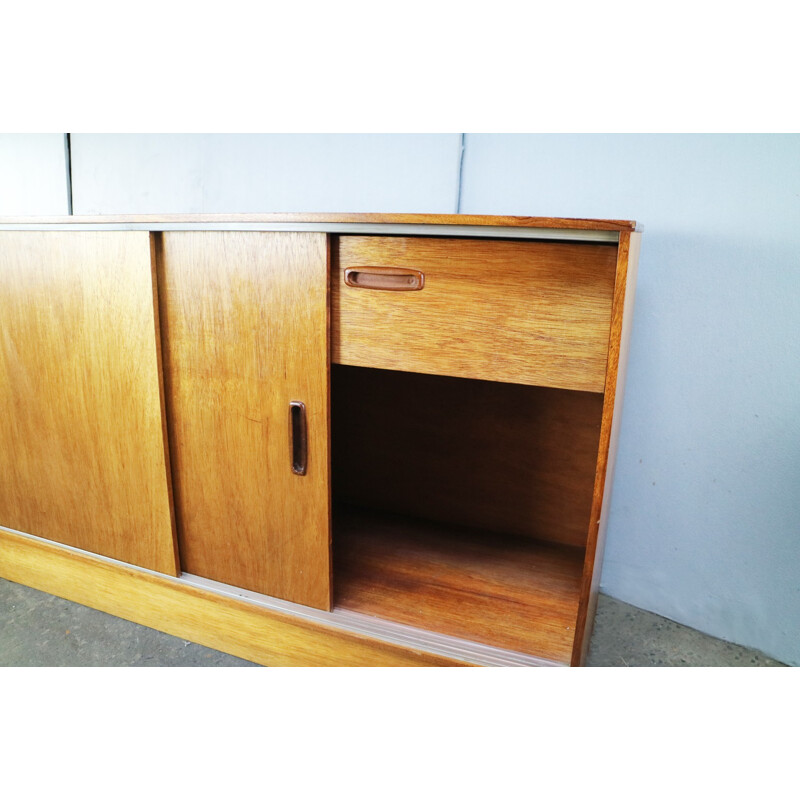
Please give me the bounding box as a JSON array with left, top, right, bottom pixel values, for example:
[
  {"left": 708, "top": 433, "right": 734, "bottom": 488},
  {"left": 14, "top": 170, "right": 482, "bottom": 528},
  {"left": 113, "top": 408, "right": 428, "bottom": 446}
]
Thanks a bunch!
[
  {"left": 332, "top": 236, "right": 618, "bottom": 392},
  {"left": 0, "top": 231, "right": 178, "bottom": 574},
  {"left": 572, "top": 231, "right": 641, "bottom": 666},
  {"left": 332, "top": 365, "right": 603, "bottom": 547},
  {"left": 157, "top": 232, "right": 331, "bottom": 610},
  {"left": 334, "top": 507, "right": 583, "bottom": 663},
  {"left": 0, "top": 526, "right": 467, "bottom": 667},
  {"left": 0, "top": 213, "right": 637, "bottom": 231}
]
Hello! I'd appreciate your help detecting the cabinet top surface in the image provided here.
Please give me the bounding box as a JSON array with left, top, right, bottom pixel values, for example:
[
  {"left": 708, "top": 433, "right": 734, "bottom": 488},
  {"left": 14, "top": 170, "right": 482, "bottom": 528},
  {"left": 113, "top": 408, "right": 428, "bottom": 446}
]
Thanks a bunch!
[{"left": 0, "top": 212, "right": 637, "bottom": 232}]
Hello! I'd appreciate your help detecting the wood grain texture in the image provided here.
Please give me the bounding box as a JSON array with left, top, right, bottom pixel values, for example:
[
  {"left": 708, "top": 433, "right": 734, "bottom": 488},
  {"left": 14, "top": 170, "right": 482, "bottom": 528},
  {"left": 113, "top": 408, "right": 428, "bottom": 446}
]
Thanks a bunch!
[
  {"left": 332, "top": 236, "right": 618, "bottom": 392},
  {"left": 0, "top": 231, "right": 178, "bottom": 574},
  {"left": 0, "top": 526, "right": 467, "bottom": 667},
  {"left": 0, "top": 213, "right": 637, "bottom": 231},
  {"left": 332, "top": 365, "right": 603, "bottom": 547},
  {"left": 334, "top": 507, "right": 583, "bottom": 663},
  {"left": 157, "top": 232, "right": 331, "bottom": 609},
  {"left": 571, "top": 231, "right": 641, "bottom": 666}
]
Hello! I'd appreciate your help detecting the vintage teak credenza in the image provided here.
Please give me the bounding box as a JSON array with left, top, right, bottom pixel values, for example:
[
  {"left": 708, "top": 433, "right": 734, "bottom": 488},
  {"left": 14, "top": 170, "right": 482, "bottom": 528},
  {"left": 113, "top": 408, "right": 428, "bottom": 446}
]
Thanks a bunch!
[{"left": 0, "top": 213, "right": 640, "bottom": 667}]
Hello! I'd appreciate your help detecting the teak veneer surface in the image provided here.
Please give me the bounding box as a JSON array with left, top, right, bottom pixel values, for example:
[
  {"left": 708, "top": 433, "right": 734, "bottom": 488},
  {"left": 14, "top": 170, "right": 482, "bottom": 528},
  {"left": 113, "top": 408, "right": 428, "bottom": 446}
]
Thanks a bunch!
[
  {"left": 334, "top": 507, "right": 583, "bottom": 663},
  {"left": 0, "top": 232, "right": 178, "bottom": 574},
  {"left": 0, "top": 216, "right": 639, "bottom": 668},
  {"left": 0, "top": 213, "right": 636, "bottom": 231},
  {"left": 157, "top": 232, "right": 331, "bottom": 609},
  {"left": 333, "top": 366, "right": 603, "bottom": 548},
  {"left": 332, "top": 236, "right": 617, "bottom": 392}
]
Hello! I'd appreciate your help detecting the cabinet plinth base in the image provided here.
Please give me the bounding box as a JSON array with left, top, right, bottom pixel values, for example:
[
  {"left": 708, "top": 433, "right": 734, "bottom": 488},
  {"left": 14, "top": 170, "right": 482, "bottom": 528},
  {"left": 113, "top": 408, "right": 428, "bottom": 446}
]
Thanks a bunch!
[{"left": 0, "top": 526, "right": 562, "bottom": 667}]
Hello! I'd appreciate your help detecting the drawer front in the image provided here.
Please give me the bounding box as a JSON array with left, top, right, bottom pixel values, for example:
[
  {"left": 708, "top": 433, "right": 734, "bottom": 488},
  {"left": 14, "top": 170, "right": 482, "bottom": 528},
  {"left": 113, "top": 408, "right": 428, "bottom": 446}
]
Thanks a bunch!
[{"left": 332, "top": 236, "right": 618, "bottom": 392}]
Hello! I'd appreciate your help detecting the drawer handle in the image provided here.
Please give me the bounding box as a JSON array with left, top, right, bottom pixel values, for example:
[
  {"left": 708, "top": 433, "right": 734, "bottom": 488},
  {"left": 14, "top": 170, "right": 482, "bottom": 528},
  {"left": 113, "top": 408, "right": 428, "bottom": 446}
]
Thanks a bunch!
[
  {"left": 344, "top": 267, "right": 425, "bottom": 292},
  {"left": 289, "top": 401, "right": 308, "bottom": 476}
]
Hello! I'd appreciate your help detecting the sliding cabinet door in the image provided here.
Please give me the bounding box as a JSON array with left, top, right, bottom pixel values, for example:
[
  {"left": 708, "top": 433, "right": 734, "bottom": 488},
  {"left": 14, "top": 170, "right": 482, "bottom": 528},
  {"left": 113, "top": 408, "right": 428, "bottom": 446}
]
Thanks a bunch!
[
  {"left": 0, "top": 232, "right": 178, "bottom": 574},
  {"left": 158, "top": 232, "right": 331, "bottom": 610}
]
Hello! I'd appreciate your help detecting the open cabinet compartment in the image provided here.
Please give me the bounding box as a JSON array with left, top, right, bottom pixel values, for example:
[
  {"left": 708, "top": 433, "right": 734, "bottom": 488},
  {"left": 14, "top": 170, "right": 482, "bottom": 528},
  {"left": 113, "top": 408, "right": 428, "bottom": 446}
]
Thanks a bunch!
[{"left": 330, "top": 364, "right": 605, "bottom": 664}]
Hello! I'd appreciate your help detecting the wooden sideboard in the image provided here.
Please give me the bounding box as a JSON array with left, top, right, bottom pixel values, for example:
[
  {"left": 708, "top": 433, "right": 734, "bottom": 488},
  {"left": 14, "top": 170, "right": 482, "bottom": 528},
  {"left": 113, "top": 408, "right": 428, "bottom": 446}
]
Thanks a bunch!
[{"left": 0, "top": 213, "right": 640, "bottom": 667}]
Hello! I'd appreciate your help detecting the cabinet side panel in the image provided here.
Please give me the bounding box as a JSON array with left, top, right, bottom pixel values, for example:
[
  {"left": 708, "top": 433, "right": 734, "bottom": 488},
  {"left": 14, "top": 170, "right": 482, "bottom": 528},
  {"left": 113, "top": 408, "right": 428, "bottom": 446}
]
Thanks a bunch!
[
  {"left": 0, "top": 231, "right": 178, "bottom": 574},
  {"left": 158, "top": 232, "right": 331, "bottom": 610},
  {"left": 571, "top": 232, "right": 640, "bottom": 665}
]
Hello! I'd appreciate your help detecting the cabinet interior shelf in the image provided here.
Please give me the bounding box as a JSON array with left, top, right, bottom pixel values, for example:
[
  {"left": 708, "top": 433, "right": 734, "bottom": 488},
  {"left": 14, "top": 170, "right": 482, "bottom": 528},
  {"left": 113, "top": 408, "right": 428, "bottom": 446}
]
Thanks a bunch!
[{"left": 333, "top": 505, "right": 584, "bottom": 663}]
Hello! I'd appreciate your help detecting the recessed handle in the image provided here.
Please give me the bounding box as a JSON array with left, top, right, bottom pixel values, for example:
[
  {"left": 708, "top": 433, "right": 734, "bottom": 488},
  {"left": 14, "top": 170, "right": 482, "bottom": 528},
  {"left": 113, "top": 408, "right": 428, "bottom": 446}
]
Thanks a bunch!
[
  {"left": 344, "top": 267, "right": 425, "bottom": 292},
  {"left": 289, "top": 401, "right": 307, "bottom": 476}
]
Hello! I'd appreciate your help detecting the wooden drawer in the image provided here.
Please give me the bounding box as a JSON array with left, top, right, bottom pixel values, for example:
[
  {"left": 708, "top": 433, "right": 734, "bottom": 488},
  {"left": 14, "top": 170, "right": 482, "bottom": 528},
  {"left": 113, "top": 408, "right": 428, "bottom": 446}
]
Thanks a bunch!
[{"left": 331, "top": 235, "right": 618, "bottom": 392}]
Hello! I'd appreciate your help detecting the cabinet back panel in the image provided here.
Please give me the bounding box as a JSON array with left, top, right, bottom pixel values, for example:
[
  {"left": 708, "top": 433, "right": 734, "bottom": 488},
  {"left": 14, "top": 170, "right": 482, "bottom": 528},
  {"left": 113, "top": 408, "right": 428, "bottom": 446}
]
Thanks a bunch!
[
  {"left": 0, "top": 231, "right": 178, "bottom": 574},
  {"left": 332, "top": 236, "right": 617, "bottom": 392},
  {"left": 157, "top": 232, "right": 331, "bottom": 610},
  {"left": 332, "top": 365, "right": 603, "bottom": 548}
]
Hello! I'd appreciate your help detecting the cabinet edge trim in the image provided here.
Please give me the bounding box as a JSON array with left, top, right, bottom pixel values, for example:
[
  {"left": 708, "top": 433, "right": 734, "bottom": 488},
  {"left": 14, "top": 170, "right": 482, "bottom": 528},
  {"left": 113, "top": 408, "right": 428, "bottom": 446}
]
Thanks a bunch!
[{"left": 0, "top": 222, "right": 620, "bottom": 244}]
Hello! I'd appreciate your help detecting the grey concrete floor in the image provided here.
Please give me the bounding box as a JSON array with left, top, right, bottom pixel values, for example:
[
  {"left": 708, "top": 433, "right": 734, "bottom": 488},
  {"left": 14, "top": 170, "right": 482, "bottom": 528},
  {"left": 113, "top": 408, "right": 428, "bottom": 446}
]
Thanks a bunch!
[
  {"left": 0, "top": 576, "right": 785, "bottom": 667},
  {"left": 586, "top": 592, "right": 785, "bottom": 666}
]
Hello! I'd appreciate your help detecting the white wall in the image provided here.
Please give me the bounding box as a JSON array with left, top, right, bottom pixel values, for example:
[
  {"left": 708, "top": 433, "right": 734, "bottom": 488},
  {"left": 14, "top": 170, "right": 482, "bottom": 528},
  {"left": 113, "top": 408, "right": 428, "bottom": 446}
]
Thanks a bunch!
[
  {"left": 0, "top": 134, "right": 69, "bottom": 214},
  {"left": 70, "top": 134, "right": 461, "bottom": 214},
  {"left": 3, "top": 132, "right": 799, "bottom": 665},
  {"left": 460, "top": 134, "right": 800, "bottom": 665}
]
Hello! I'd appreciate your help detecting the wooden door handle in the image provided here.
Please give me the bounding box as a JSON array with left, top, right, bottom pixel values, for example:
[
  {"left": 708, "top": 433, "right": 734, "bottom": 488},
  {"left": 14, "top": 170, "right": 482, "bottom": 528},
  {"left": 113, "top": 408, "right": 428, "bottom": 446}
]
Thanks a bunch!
[
  {"left": 344, "top": 267, "right": 425, "bottom": 291},
  {"left": 290, "top": 401, "right": 308, "bottom": 476}
]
